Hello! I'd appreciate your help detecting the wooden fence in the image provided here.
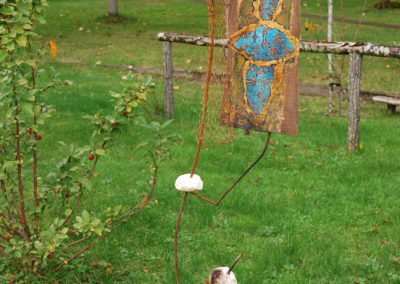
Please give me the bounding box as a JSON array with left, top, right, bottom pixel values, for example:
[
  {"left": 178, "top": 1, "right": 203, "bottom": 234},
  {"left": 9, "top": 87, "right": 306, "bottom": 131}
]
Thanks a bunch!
[{"left": 157, "top": 32, "right": 400, "bottom": 151}]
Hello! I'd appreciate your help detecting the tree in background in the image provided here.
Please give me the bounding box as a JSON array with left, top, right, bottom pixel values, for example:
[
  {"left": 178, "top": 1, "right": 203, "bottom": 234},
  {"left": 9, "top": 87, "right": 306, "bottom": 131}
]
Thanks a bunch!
[
  {"left": 373, "top": 0, "right": 400, "bottom": 9},
  {"left": 108, "top": 0, "right": 118, "bottom": 15}
]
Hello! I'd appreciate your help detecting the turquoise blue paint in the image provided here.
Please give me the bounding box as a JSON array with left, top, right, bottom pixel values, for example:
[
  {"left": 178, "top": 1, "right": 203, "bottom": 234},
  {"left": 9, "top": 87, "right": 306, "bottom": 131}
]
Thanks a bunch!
[
  {"left": 260, "top": 0, "right": 280, "bottom": 20},
  {"left": 245, "top": 64, "right": 275, "bottom": 114},
  {"left": 233, "top": 25, "right": 295, "bottom": 62}
]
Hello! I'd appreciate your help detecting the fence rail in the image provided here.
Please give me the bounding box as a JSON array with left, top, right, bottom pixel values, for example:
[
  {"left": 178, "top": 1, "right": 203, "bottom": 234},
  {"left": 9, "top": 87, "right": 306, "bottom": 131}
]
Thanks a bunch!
[
  {"left": 157, "top": 33, "right": 400, "bottom": 58},
  {"left": 157, "top": 32, "right": 400, "bottom": 151}
]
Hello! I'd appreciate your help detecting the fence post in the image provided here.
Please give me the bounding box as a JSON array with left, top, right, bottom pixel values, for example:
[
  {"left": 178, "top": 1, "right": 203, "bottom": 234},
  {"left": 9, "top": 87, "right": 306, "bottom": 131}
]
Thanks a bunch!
[
  {"left": 163, "top": 41, "right": 174, "bottom": 118},
  {"left": 347, "top": 53, "right": 363, "bottom": 151}
]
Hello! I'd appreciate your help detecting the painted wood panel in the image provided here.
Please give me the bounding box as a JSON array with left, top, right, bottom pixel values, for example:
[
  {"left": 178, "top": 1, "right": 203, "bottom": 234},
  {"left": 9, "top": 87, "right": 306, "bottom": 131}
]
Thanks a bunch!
[{"left": 220, "top": 0, "right": 301, "bottom": 135}]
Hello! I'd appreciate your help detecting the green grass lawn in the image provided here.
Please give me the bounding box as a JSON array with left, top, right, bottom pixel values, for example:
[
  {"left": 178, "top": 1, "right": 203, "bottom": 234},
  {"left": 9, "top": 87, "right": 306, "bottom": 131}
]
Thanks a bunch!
[{"left": 25, "top": 0, "right": 400, "bottom": 282}]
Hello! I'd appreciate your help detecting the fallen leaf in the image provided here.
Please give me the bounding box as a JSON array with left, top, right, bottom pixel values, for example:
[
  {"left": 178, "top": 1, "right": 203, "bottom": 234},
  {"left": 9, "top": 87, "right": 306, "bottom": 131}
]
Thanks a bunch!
[
  {"left": 303, "top": 19, "right": 320, "bottom": 32},
  {"left": 372, "top": 225, "right": 377, "bottom": 232},
  {"left": 288, "top": 155, "right": 293, "bottom": 159},
  {"left": 143, "top": 268, "right": 150, "bottom": 273},
  {"left": 48, "top": 40, "right": 57, "bottom": 59},
  {"left": 381, "top": 239, "right": 388, "bottom": 245},
  {"left": 393, "top": 256, "right": 399, "bottom": 263},
  {"left": 316, "top": 162, "right": 323, "bottom": 166}
]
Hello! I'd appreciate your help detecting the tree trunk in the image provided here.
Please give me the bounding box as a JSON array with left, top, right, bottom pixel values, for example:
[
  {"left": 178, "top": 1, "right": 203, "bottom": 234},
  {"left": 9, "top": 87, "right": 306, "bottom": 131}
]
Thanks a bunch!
[
  {"left": 347, "top": 53, "right": 363, "bottom": 151},
  {"left": 327, "top": 0, "right": 333, "bottom": 116},
  {"left": 374, "top": 0, "right": 392, "bottom": 9},
  {"left": 108, "top": 0, "right": 118, "bottom": 15},
  {"left": 163, "top": 42, "right": 174, "bottom": 118}
]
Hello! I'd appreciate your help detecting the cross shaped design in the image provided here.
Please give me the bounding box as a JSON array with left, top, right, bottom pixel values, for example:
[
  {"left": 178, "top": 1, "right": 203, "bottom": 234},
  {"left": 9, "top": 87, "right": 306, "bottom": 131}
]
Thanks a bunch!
[{"left": 229, "top": 0, "right": 299, "bottom": 116}]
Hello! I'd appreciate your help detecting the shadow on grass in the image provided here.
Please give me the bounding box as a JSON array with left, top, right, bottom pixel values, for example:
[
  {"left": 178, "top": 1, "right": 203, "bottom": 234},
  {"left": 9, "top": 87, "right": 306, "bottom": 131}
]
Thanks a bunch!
[
  {"left": 96, "top": 14, "right": 138, "bottom": 25},
  {"left": 372, "top": 0, "right": 400, "bottom": 9}
]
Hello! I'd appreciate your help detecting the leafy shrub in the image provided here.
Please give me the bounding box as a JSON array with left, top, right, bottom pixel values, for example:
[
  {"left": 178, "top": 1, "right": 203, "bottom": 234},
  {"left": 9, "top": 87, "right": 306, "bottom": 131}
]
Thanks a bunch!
[{"left": 0, "top": 0, "right": 179, "bottom": 280}]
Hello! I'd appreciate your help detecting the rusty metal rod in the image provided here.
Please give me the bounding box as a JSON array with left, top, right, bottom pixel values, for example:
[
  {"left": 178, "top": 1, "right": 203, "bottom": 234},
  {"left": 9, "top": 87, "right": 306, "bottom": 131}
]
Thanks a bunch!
[
  {"left": 174, "top": 192, "right": 188, "bottom": 284},
  {"left": 190, "top": 0, "right": 216, "bottom": 178},
  {"left": 190, "top": 132, "right": 272, "bottom": 206},
  {"left": 228, "top": 253, "right": 244, "bottom": 274}
]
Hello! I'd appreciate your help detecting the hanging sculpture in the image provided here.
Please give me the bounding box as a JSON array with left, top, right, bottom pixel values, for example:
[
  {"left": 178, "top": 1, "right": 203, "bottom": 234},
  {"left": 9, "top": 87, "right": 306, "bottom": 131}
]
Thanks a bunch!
[{"left": 173, "top": 0, "right": 300, "bottom": 283}]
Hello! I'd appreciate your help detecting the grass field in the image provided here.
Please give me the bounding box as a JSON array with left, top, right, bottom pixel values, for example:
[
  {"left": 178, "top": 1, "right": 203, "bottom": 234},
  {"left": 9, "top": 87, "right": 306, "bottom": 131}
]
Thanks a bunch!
[{"left": 27, "top": 0, "right": 400, "bottom": 282}]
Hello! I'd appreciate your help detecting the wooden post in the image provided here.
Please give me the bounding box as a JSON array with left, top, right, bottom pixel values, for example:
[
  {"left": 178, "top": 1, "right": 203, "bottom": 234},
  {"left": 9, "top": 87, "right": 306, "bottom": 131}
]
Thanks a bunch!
[
  {"left": 347, "top": 53, "right": 363, "bottom": 151},
  {"left": 163, "top": 41, "right": 174, "bottom": 118}
]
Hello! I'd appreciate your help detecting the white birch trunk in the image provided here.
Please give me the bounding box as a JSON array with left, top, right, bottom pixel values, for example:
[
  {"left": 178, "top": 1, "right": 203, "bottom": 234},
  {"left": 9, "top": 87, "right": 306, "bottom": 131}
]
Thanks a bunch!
[{"left": 328, "top": 0, "right": 334, "bottom": 115}]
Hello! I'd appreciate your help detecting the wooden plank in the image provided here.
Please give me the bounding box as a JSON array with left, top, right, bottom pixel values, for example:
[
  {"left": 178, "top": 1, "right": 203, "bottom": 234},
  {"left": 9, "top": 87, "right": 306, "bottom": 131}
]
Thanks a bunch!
[
  {"left": 373, "top": 96, "right": 400, "bottom": 114},
  {"left": 163, "top": 41, "right": 174, "bottom": 118},
  {"left": 347, "top": 53, "right": 363, "bottom": 151},
  {"left": 372, "top": 96, "right": 400, "bottom": 105},
  {"left": 220, "top": 0, "right": 301, "bottom": 135}
]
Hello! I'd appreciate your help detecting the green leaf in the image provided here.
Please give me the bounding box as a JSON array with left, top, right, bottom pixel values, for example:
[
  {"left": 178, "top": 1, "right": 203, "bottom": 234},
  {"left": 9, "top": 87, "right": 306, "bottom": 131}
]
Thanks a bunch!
[
  {"left": 135, "top": 141, "right": 149, "bottom": 151},
  {"left": 21, "top": 102, "right": 34, "bottom": 116},
  {"left": 28, "top": 89, "right": 39, "bottom": 96},
  {"left": 16, "top": 36, "right": 27, "bottom": 47},
  {"left": 140, "top": 123, "right": 157, "bottom": 131},
  {"left": 82, "top": 210, "right": 90, "bottom": 221},
  {"left": 34, "top": 105, "right": 42, "bottom": 116},
  {"left": 26, "top": 59, "right": 37, "bottom": 68},
  {"left": 7, "top": 42, "right": 15, "bottom": 52},
  {"left": 98, "top": 260, "right": 108, "bottom": 267},
  {"left": 36, "top": 15, "right": 46, "bottom": 24},
  {"left": 0, "top": 50, "right": 8, "bottom": 61},
  {"left": 15, "top": 59, "right": 24, "bottom": 66},
  {"left": 94, "top": 228, "right": 102, "bottom": 236},
  {"left": 64, "top": 209, "right": 72, "bottom": 217},
  {"left": 95, "top": 149, "right": 105, "bottom": 156},
  {"left": 0, "top": 7, "right": 14, "bottom": 14},
  {"left": 161, "top": 119, "right": 174, "bottom": 129},
  {"left": 78, "top": 145, "right": 91, "bottom": 154},
  {"left": 17, "top": 78, "right": 28, "bottom": 86}
]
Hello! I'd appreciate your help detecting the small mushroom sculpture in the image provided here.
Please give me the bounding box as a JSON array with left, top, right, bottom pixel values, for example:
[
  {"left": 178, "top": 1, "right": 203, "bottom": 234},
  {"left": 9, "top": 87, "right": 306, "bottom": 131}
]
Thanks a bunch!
[{"left": 205, "top": 253, "right": 243, "bottom": 284}]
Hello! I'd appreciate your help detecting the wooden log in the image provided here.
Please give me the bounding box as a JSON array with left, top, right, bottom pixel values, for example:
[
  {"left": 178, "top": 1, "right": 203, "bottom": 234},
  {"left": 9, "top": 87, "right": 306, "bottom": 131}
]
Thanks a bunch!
[
  {"left": 300, "top": 41, "right": 400, "bottom": 58},
  {"left": 157, "top": 33, "right": 400, "bottom": 58},
  {"left": 158, "top": 33, "right": 228, "bottom": 48},
  {"left": 163, "top": 41, "right": 174, "bottom": 118},
  {"left": 347, "top": 53, "right": 363, "bottom": 151}
]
